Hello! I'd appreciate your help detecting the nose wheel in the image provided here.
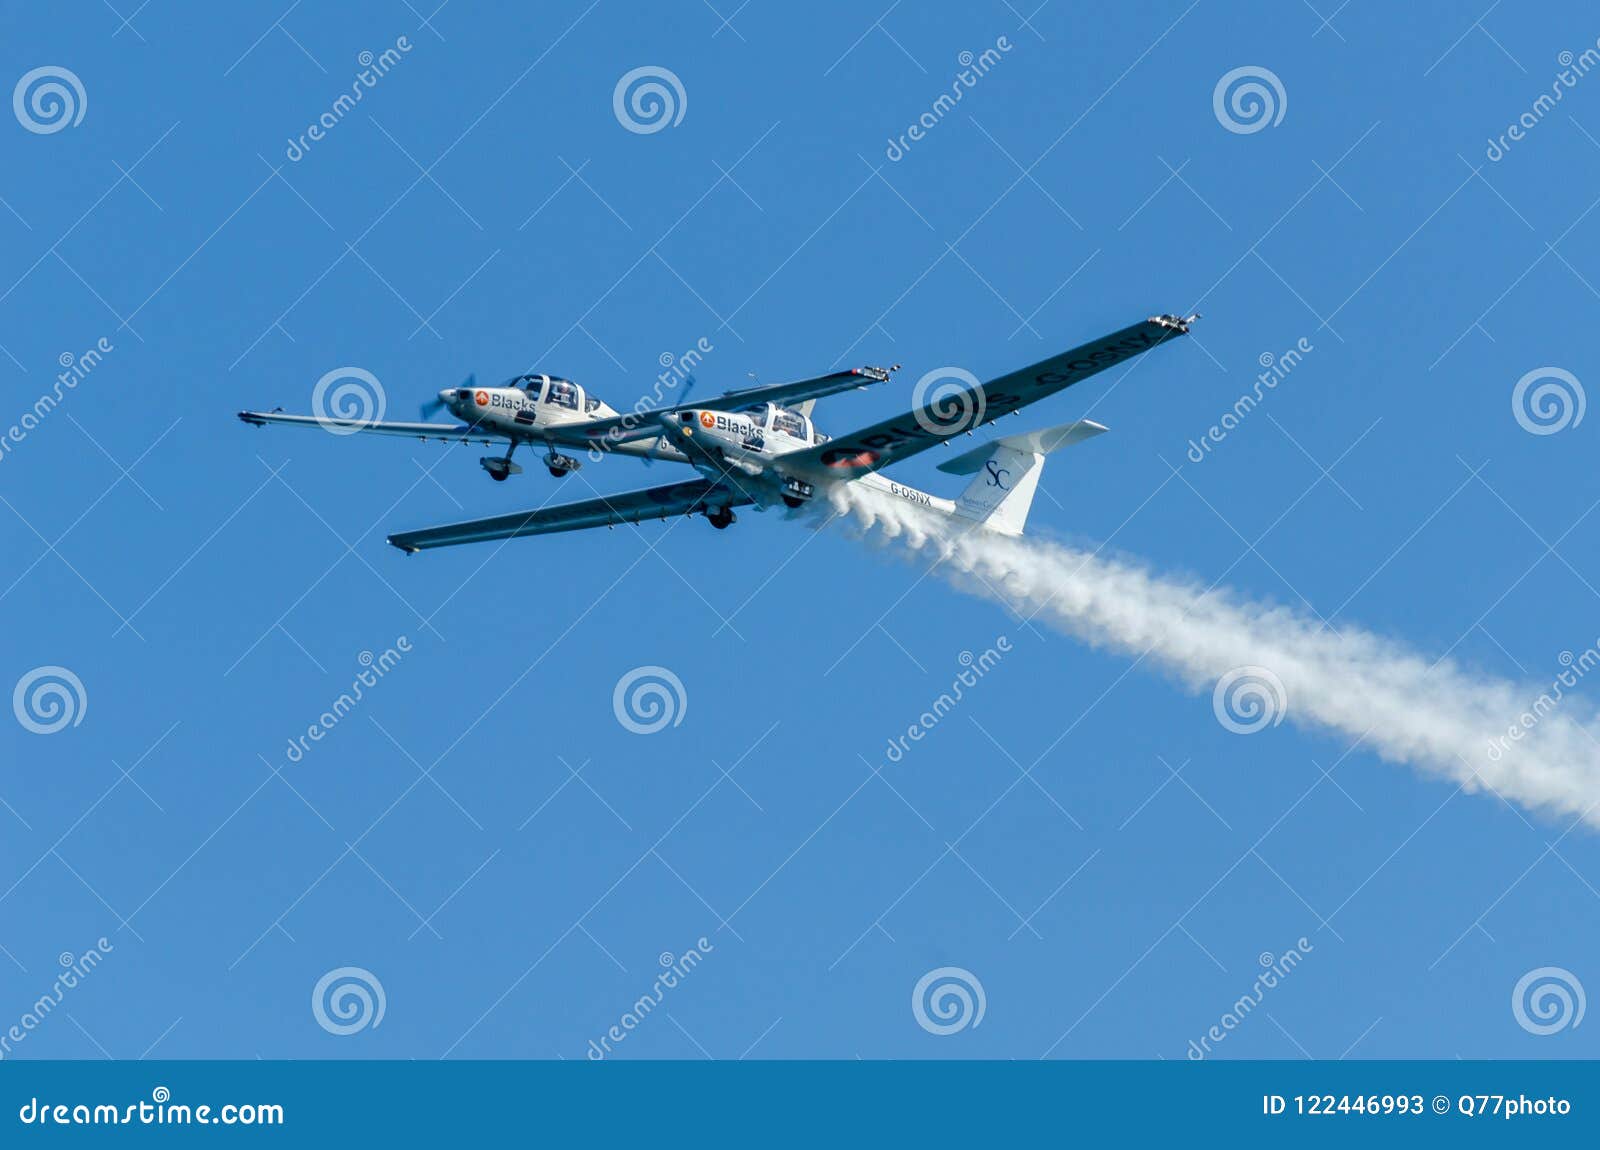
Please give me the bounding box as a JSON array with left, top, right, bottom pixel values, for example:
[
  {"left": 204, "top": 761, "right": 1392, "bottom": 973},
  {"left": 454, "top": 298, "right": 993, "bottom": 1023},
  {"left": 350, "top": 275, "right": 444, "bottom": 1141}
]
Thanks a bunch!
[{"left": 480, "top": 455, "right": 523, "bottom": 482}]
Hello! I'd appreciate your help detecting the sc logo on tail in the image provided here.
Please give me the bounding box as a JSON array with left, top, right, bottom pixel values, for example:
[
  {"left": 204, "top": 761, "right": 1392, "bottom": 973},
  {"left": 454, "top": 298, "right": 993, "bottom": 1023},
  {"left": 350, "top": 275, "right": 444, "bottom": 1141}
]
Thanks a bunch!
[{"left": 985, "top": 460, "right": 1010, "bottom": 490}]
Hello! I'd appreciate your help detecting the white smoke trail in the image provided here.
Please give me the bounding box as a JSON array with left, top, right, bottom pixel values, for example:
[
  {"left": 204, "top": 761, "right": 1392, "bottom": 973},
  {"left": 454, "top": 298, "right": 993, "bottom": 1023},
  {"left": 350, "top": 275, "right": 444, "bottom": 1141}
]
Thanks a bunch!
[{"left": 826, "top": 483, "right": 1600, "bottom": 827}]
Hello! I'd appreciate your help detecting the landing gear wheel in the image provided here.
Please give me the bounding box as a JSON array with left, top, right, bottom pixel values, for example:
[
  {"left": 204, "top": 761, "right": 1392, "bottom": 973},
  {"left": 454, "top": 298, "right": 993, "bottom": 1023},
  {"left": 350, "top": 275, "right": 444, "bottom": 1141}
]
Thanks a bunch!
[
  {"left": 707, "top": 507, "right": 736, "bottom": 530},
  {"left": 782, "top": 496, "right": 803, "bottom": 509},
  {"left": 543, "top": 451, "right": 581, "bottom": 479},
  {"left": 489, "top": 470, "right": 509, "bottom": 482}
]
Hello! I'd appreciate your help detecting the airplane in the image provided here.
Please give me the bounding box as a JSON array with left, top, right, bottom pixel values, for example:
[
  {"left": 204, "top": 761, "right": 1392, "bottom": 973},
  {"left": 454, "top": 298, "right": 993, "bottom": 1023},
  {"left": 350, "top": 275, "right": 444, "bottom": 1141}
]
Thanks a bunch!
[
  {"left": 379, "top": 313, "right": 1197, "bottom": 554},
  {"left": 238, "top": 366, "right": 896, "bottom": 481}
]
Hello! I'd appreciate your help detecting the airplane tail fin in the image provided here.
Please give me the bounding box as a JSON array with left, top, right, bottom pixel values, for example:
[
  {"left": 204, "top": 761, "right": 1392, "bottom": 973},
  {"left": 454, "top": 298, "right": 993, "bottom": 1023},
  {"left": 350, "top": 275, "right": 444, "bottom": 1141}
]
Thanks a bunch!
[{"left": 941, "top": 419, "right": 1108, "bottom": 536}]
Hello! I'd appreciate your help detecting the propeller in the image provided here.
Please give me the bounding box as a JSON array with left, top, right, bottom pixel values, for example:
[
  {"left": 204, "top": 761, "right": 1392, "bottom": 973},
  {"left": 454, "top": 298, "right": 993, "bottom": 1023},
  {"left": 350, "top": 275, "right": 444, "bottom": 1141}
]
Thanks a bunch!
[
  {"left": 422, "top": 373, "right": 474, "bottom": 419},
  {"left": 641, "top": 373, "right": 696, "bottom": 468}
]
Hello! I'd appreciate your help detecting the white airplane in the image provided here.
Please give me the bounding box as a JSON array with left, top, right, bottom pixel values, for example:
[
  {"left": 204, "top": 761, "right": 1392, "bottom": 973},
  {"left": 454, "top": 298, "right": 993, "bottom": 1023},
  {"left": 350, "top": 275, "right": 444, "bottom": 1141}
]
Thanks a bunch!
[
  {"left": 239, "top": 366, "right": 895, "bottom": 480},
  {"left": 377, "top": 313, "right": 1196, "bottom": 553}
]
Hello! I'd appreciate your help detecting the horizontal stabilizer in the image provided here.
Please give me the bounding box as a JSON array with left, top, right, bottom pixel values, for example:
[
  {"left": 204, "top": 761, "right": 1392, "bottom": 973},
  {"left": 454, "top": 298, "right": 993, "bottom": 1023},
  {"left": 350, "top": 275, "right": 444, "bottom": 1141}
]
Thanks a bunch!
[{"left": 937, "top": 419, "right": 1107, "bottom": 475}]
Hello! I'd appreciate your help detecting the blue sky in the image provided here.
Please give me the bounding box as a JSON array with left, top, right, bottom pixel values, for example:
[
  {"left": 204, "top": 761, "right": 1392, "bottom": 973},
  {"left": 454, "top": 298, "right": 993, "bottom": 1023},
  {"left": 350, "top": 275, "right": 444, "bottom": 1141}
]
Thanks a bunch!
[{"left": 1, "top": 0, "right": 1598, "bottom": 1061}]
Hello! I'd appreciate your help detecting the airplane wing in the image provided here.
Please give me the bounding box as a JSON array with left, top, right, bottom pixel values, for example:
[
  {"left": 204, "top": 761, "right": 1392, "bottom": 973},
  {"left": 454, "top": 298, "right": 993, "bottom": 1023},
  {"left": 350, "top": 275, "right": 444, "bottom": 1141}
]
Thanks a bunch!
[
  {"left": 387, "top": 478, "right": 753, "bottom": 553},
  {"left": 237, "top": 410, "right": 503, "bottom": 445},
  {"left": 558, "top": 365, "right": 895, "bottom": 449},
  {"left": 704, "top": 365, "right": 895, "bottom": 410},
  {"left": 775, "top": 314, "right": 1194, "bottom": 481}
]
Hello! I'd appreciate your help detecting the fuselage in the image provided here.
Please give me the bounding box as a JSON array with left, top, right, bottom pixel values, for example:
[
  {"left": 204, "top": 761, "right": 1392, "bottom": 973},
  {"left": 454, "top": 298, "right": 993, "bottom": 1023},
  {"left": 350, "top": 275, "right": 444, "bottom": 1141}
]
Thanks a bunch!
[
  {"left": 438, "top": 374, "right": 692, "bottom": 465},
  {"left": 665, "top": 403, "right": 953, "bottom": 515}
]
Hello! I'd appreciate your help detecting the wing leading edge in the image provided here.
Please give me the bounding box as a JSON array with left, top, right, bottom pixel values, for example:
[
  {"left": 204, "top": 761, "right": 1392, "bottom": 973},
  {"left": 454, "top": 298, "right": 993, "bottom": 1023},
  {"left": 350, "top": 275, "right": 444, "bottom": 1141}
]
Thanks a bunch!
[
  {"left": 777, "top": 314, "right": 1194, "bottom": 481},
  {"left": 387, "top": 478, "right": 752, "bottom": 553},
  {"left": 237, "top": 410, "right": 501, "bottom": 445}
]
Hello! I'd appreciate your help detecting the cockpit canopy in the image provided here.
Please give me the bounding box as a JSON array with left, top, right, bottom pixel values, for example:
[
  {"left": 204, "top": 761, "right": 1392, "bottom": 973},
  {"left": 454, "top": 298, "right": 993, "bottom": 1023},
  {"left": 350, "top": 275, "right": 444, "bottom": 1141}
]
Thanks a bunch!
[
  {"left": 737, "top": 402, "right": 813, "bottom": 441},
  {"left": 503, "top": 373, "right": 601, "bottom": 413}
]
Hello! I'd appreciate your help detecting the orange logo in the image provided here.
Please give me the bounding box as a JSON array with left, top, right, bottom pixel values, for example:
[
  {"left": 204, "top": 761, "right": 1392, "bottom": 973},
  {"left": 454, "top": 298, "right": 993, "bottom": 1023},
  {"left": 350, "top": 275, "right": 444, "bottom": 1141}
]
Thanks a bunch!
[
  {"left": 475, "top": 390, "right": 489, "bottom": 406},
  {"left": 699, "top": 411, "right": 715, "bottom": 428}
]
